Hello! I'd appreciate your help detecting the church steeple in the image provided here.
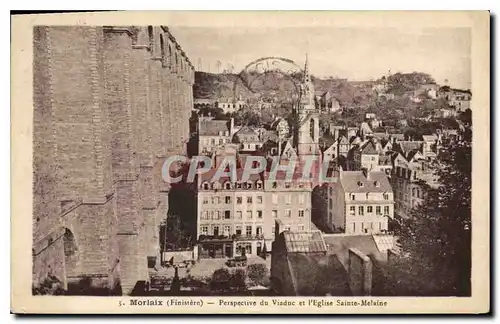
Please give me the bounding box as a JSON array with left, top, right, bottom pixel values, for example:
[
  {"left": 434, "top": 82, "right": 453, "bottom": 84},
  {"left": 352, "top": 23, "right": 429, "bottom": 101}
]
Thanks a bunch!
[
  {"left": 303, "top": 53, "right": 310, "bottom": 83},
  {"left": 299, "top": 53, "right": 315, "bottom": 109}
]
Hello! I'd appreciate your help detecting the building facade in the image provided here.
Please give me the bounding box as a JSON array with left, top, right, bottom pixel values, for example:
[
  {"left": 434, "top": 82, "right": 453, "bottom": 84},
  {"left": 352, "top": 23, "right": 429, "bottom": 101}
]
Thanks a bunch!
[
  {"left": 327, "top": 170, "right": 394, "bottom": 234},
  {"left": 33, "top": 26, "right": 194, "bottom": 294}
]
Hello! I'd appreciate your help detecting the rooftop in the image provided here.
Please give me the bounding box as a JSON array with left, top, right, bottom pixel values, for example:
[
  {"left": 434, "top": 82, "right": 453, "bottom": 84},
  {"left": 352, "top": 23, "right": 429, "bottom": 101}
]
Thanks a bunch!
[
  {"left": 199, "top": 119, "right": 230, "bottom": 136},
  {"left": 339, "top": 171, "right": 392, "bottom": 193}
]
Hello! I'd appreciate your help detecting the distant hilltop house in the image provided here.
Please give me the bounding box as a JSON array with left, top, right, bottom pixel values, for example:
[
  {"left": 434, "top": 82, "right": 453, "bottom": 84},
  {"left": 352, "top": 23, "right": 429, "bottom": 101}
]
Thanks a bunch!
[
  {"left": 215, "top": 96, "right": 246, "bottom": 114},
  {"left": 439, "top": 86, "right": 472, "bottom": 112},
  {"left": 414, "top": 83, "right": 440, "bottom": 99}
]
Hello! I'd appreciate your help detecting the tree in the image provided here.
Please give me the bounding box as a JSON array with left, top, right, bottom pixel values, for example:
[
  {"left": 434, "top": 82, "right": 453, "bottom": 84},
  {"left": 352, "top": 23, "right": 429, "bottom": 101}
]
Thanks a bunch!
[
  {"left": 229, "top": 269, "right": 247, "bottom": 292},
  {"left": 247, "top": 263, "right": 268, "bottom": 285},
  {"left": 210, "top": 268, "right": 231, "bottom": 292},
  {"left": 388, "top": 130, "right": 471, "bottom": 296}
]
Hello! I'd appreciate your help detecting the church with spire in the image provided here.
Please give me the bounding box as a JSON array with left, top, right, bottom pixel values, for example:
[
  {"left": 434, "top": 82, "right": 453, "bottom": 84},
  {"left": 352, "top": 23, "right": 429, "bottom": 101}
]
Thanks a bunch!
[{"left": 293, "top": 54, "right": 321, "bottom": 160}]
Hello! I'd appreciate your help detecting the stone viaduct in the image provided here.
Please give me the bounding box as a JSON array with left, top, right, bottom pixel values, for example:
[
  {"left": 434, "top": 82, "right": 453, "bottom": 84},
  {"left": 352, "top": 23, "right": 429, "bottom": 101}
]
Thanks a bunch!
[{"left": 32, "top": 26, "right": 194, "bottom": 294}]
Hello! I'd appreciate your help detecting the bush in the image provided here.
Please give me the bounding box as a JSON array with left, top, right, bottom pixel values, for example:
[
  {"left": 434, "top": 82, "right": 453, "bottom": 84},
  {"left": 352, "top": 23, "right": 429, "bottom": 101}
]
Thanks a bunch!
[
  {"left": 210, "top": 268, "right": 231, "bottom": 291},
  {"left": 230, "top": 269, "right": 247, "bottom": 291},
  {"left": 247, "top": 263, "right": 268, "bottom": 285}
]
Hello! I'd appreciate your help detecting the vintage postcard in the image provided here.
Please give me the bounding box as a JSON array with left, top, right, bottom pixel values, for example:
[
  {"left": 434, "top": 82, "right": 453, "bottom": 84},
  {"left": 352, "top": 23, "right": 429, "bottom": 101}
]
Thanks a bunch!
[{"left": 11, "top": 11, "right": 490, "bottom": 314}]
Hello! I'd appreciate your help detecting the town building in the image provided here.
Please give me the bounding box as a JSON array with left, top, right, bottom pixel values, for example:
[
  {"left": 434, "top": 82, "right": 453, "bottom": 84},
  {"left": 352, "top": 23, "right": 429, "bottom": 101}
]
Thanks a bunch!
[
  {"left": 33, "top": 26, "right": 194, "bottom": 294},
  {"left": 215, "top": 97, "right": 246, "bottom": 114},
  {"left": 197, "top": 118, "right": 234, "bottom": 155},
  {"left": 326, "top": 170, "right": 394, "bottom": 234},
  {"left": 196, "top": 164, "right": 313, "bottom": 258},
  {"left": 232, "top": 125, "right": 262, "bottom": 152},
  {"left": 390, "top": 148, "right": 439, "bottom": 219},
  {"left": 270, "top": 220, "right": 395, "bottom": 296}
]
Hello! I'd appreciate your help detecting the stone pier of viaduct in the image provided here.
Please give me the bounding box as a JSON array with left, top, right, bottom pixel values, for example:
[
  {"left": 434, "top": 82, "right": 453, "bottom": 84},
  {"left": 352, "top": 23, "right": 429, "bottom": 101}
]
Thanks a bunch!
[{"left": 32, "top": 26, "right": 194, "bottom": 295}]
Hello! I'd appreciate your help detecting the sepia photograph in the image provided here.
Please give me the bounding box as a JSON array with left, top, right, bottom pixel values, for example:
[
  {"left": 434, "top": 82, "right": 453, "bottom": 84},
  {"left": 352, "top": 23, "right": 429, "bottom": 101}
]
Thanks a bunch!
[{"left": 11, "top": 10, "right": 490, "bottom": 314}]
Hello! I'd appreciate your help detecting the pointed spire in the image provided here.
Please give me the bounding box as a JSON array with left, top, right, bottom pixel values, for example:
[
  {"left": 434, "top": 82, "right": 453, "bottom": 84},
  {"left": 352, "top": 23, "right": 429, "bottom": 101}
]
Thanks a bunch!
[{"left": 304, "top": 53, "right": 309, "bottom": 82}]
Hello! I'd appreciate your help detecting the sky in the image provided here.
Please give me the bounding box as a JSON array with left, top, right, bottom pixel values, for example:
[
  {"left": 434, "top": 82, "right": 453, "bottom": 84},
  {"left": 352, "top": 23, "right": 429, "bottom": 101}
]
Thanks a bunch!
[{"left": 170, "top": 26, "right": 471, "bottom": 90}]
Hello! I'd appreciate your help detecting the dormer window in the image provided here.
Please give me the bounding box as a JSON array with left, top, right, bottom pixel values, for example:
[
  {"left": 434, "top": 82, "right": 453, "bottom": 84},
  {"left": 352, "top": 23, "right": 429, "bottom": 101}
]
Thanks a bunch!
[
  {"left": 236, "top": 182, "right": 242, "bottom": 189},
  {"left": 357, "top": 181, "right": 364, "bottom": 187},
  {"left": 374, "top": 181, "right": 379, "bottom": 187},
  {"left": 225, "top": 182, "right": 232, "bottom": 190},
  {"left": 272, "top": 181, "right": 278, "bottom": 189},
  {"left": 383, "top": 193, "right": 389, "bottom": 200},
  {"left": 246, "top": 182, "right": 253, "bottom": 189},
  {"left": 202, "top": 182, "right": 210, "bottom": 190},
  {"left": 351, "top": 194, "right": 356, "bottom": 200},
  {"left": 256, "top": 180, "right": 263, "bottom": 189},
  {"left": 285, "top": 182, "right": 291, "bottom": 189}
]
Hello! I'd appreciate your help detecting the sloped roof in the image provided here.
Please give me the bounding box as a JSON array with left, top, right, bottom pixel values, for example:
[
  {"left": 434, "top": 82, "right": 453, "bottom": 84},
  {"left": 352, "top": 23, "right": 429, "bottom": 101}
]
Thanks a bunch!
[
  {"left": 360, "top": 141, "right": 378, "bottom": 155},
  {"left": 199, "top": 120, "right": 230, "bottom": 136},
  {"left": 339, "top": 171, "right": 392, "bottom": 193},
  {"left": 396, "top": 141, "right": 423, "bottom": 156},
  {"left": 235, "top": 125, "right": 258, "bottom": 136},
  {"left": 378, "top": 154, "right": 392, "bottom": 166},
  {"left": 284, "top": 231, "right": 327, "bottom": 253},
  {"left": 323, "top": 234, "right": 384, "bottom": 269}
]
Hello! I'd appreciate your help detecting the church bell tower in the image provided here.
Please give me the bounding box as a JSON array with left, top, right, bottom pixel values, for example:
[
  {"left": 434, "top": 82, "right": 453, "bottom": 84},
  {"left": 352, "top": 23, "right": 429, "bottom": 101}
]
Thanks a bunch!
[{"left": 295, "top": 54, "right": 320, "bottom": 159}]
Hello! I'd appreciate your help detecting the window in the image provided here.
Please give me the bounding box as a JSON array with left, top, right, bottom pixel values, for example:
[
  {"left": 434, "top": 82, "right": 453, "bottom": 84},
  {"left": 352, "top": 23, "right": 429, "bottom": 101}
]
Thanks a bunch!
[
  {"left": 359, "top": 206, "right": 364, "bottom": 216},
  {"left": 376, "top": 206, "right": 382, "bottom": 215},
  {"left": 272, "top": 194, "right": 278, "bottom": 204},
  {"left": 213, "top": 226, "right": 220, "bottom": 236},
  {"left": 246, "top": 211, "right": 253, "bottom": 219},
  {"left": 285, "top": 209, "right": 292, "bottom": 217},
  {"left": 298, "top": 209, "right": 304, "bottom": 217},
  {"left": 257, "top": 196, "right": 263, "bottom": 204},
  {"left": 247, "top": 196, "right": 253, "bottom": 204},
  {"left": 272, "top": 210, "right": 278, "bottom": 218},
  {"left": 256, "top": 226, "right": 262, "bottom": 236},
  {"left": 225, "top": 196, "right": 231, "bottom": 204},
  {"left": 215, "top": 211, "right": 220, "bottom": 220},
  {"left": 224, "top": 225, "right": 231, "bottom": 236},
  {"left": 272, "top": 226, "right": 276, "bottom": 234},
  {"left": 224, "top": 210, "right": 231, "bottom": 219},
  {"left": 246, "top": 226, "right": 252, "bottom": 237},
  {"left": 235, "top": 226, "right": 242, "bottom": 236},
  {"left": 236, "top": 182, "right": 242, "bottom": 189},
  {"left": 236, "top": 211, "right": 242, "bottom": 219},
  {"left": 299, "top": 194, "right": 305, "bottom": 204},
  {"left": 236, "top": 196, "right": 243, "bottom": 204},
  {"left": 412, "top": 188, "right": 416, "bottom": 197},
  {"left": 257, "top": 210, "right": 263, "bottom": 219},
  {"left": 201, "top": 211, "right": 208, "bottom": 220},
  {"left": 329, "top": 199, "right": 333, "bottom": 209},
  {"left": 285, "top": 194, "right": 292, "bottom": 204},
  {"left": 246, "top": 182, "right": 253, "bottom": 189},
  {"left": 203, "top": 183, "right": 209, "bottom": 190},
  {"left": 298, "top": 225, "right": 305, "bottom": 231},
  {"left": 285, "top": 182, "right": 291, "bottom": 188},
  {"left": 200, "top": 226, "right": 208, "bottom": 235},
  {"left": 384, "top": 206, "right": 390, "bottom": 215},
  {"left": 384, "top": 193, "right": 389, "bottom": 200},
  {"left": 367, "top": 206, "right": 373, "bottom": 213},
  {"left": 272, "top": 182, "right": 278, "bottom": 188},
  {"left": 349, "top": 206, "right": 356, "bottom": 215},
  {"left": 211, "top": 139, "right": 216, "bottom": 145},
  {"left": 256, "top": 181, "right": 263, "bottom": 189},
  {"left": 203, "top": 197, "right": 209, "bottom": 204},
  {"left": 351, "top": 194, "right": 356, "bottom": 200}
]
